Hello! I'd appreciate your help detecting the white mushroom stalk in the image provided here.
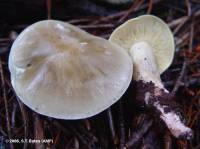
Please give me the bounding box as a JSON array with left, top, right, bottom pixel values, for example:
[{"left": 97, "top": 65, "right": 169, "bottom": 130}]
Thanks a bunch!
[
  {"left": 109, "top": 15, "right": 193, "bottom": 139},
  {"left": 130, "top": 42, "right": 192, "bottom": 139},
  {"left": 130, "top": 42, "right": 164, "bottom": 89}
]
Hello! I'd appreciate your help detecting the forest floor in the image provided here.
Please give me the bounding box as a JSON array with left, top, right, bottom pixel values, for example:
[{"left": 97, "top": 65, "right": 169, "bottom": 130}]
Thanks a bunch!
[{"left": 0, "top": 0, "right": 200, "bottom": 149}]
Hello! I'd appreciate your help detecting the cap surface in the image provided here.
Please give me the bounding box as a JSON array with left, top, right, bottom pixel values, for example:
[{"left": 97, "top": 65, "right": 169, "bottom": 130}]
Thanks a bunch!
[
  {"left": 109, "top": 15, "right": 175, "bottom": 74},
  {"left": 9, "top": 20, "right": 133, "bottom": 119}
]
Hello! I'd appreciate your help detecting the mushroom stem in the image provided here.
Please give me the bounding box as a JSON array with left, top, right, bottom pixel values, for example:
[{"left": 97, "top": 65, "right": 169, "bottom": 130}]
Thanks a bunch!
[{"left": 130, "top": 42, "right": 193, "bottom": 139}]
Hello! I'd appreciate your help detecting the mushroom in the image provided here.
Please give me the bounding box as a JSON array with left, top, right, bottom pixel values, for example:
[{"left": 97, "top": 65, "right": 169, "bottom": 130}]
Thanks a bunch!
[
  {"left": 109, "top": 15, "right": 193, "bottom": 139},
  {"left": 9, "top": 20, "right": 133, "bottom": 119}
]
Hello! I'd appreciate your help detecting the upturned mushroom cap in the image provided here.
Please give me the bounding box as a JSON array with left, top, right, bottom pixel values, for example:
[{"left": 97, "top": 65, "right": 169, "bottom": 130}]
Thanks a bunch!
[
  {"left": 109, "top": 15, "right": 175, "bottom": 74},
  {"left": 9, "top": 20, "right": 133, "bottom": 119}
]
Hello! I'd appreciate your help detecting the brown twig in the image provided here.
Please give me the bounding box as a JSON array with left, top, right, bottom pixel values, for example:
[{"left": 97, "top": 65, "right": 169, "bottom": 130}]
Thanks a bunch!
[
  {"left": 67, "top": 124, "right": 94, "bottom": 149},
  {"left": 107, "top": 108, "right": 117, "bottom": 145},
  {"left": 91, "top": 11, "right": 125, "bottom": 25},
  {"left": 34, "top": 114, "right": 44, "bottom": 149},
  {"left": 83, "top": 119, "right": 91, "bottom": 131},
  {"left": 125, "top": 115, "right": 153, "bottom": 148},
  {"left": 77, "top": 122, "right": 98, "bottom": 144},
  {"left": 185, "top": 0, "right": 192, "bottom": 16},
  {"left": 164, "top": 131, "right": 172, "bottom": 149},
  {"left": 119, "top": 101, "right": 126, "bottom": 149},
  {"left": 164, "top": 78, "right": 200, "bottom": 87},
  {"left": 147, "top": 0, "right": 153, "bottom": 14},
  {"left": 74, "top": 137, "right": 80, "bottom": 149},
  {"left": 168, "top": 16, "right": 188, "bottom": 28},
  {"left": 173, "top": 17, "right": 188, "bottom": 35},
  {"left": 53, "top": 121, "right": 94, "bottom": 149},
  {"left": 173, "top": 9, "right": 200, "bottom": 35},
  {"left": 141, "top": 129, "right": 158, "bottom": 149},
  {"left": 176, "top": 32, "right": 190, "bottom": 46},
  {"left": 172, "top": 14, "right": 195, "bottom": 95},
  {"left": 77, "top": 24, "right": 114, "bottom": 29},
  {"left": 168, "top": 9, "right": 200, "bottom": 28},
  {"left": 52, "top": 130, "right": 61, "bottom": 148},
  {"left": 118, "top": 0, "right": 144, "bottom": 23},
  {"left": 0, "top": 126, "right": 7, "bottom": 136},
  {"left": 46, "top": 0, "right": 52, "bottom": 19},
  {"left": 11, "top": 102, "right": 17, "bottom": 130},
  {"left": 0, "top": 58, "right": 13, "bottom": 149},
  {"left": 92, "top": 0, "right": 162, "bottom": 25},
  {"left": 52, "top": 121, "right": 71, "bottom": 136},
  {"left": 171, "top": 61, "right": 187, "bottom": 96},
  {"left": 189, "top": 21, "right": 194, "bottom": 52},
  {"left": 16, "top": 98, "right": 28, "bottom": 149},
  {"left": 68, "top": 18, "right": 95, "bottom": 24}
]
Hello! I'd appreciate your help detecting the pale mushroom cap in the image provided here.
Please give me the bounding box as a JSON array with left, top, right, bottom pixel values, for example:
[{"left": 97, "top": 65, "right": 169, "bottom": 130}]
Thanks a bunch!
[
  {"left": 9, "top": 20, "right": 133, "bottom": 119},
  {"left": 109, "top": 15, "right": 175, "bottom": 74}
]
